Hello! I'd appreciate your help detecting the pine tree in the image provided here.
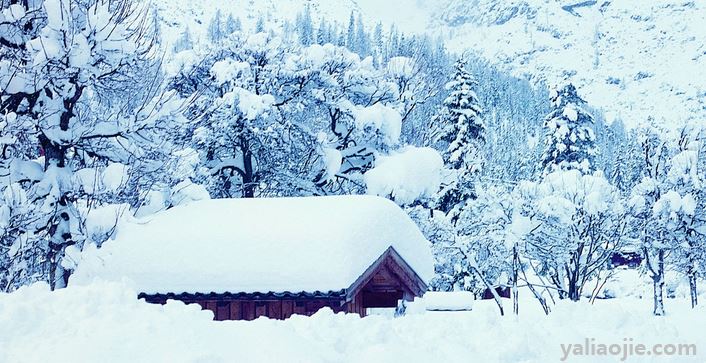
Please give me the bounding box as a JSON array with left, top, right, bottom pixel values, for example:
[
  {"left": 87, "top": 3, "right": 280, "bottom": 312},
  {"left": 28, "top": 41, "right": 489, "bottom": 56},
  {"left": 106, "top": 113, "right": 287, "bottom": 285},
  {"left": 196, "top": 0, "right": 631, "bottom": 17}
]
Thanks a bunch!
[
  {"left": 355, "top": 14, "right": 369, "bottom": 56},
  {"left": 388, "top": 25, "right": 399, "bottom": 61},
  {"left": 255, "top": 16, "right": 265, "bottom": 33},
  {"left": 346, "top": 12, "right": 356, "bottom": 50},
  {"left": 150, "top": 4, "right": 162, "bottom": 44},
  {"left": 373, "top": 22, "right": 384, "bottom": 61},
  {"left": 337, "top": 30, "right": 346, "bottom": 47},
  {"left": 298, "top": 4, "right": 314, "bottom": 46},
  {"left": 398, "top": 33, "right": 407, "bottom": 56},
  {"left": 173, "top": 27, "right": 194, "bottom": 53},
  {"left": 224, "top": 14, "right": 241, "bottom": 34},
  {"left": 434, "top": 60, "right": 485, "bottom": 221},
  {"left": 540, "top": 83, "right": 597, "bottom": 175},
  {"left": 316, "top": 18, "right": 328, "bottom": 45},
  {"left": 208, "top": 10, "right": 224, "bottom": 43},
  {"left": 435, "top": 60, "right": 485, "bottom": 170}
]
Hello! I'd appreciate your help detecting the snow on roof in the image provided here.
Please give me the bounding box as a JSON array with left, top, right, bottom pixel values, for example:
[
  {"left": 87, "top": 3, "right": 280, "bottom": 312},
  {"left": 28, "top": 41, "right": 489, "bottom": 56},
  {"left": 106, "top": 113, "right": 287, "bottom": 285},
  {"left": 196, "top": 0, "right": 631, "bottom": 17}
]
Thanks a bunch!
[{"left": 71, "top": 195, "right": 434, "bottom": 295}]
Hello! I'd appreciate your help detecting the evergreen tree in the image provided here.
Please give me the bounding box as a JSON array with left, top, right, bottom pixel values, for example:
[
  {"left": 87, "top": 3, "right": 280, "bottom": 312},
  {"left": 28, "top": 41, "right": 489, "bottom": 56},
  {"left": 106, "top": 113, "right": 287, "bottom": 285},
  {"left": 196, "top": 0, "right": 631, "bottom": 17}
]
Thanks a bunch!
[
  {"left": 173, "top": 27, "right": 194, "bottom": 53},
  {"left": 150, "top": 4, "right": 162, "bottom": 44},
  {"left": 398, "top": 33, "right": 407, "bottom": 56},
  {"left": 388, "top": 25, "right": 399, "bottom": 61},
  {"left": 434, "top": 60, "right": 485, "bottom": 221},
  {"left": 208, "top": 10, "right": 224, "bottom": 43},
  {"left": 435, "top": 60, "right": 485, "bottom": 169},
  {"left": 540, "top": 84, "right": 597, "bottom": 175},
  {"left": 373, "top": 22, "right": 384, "bottom": 62},
  {"left": 355, "top": 14, "right": 369, "bottom": 56},
  {"left": 255, "top": 16, "right": 265, "bottom": 33},
  {"left": 224, "top": 14, "right": 241, "bottom": 34},
  {"left": 298, "top": 4, "right": 314, "bottom": 46},
  {"left": 337, "top": 30, "right": 346, "bottom": 47},
  {"left": 316, "top": 18, "right": 328, "bottom": 45},
  {"left": 346, "top": 12, "right": 356, "bottom": 50},
  {"left": 374, "top": 22, "right": 384, "bottom": 50}
]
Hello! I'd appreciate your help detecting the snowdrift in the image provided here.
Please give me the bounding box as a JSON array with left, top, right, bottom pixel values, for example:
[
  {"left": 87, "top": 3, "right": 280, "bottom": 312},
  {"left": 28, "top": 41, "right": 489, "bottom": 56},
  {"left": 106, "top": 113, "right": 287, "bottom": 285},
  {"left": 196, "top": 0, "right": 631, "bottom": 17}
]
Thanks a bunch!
[{"left": 2, "top": 281, "right": 705, "bottom": 363}]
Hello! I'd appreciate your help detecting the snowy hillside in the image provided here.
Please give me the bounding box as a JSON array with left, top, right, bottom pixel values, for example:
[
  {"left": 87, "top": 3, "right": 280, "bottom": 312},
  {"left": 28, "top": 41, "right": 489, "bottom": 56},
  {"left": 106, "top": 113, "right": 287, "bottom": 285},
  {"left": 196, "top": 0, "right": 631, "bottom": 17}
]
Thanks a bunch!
[
  {"left": 153, "top": 0, "right": 436, "bottom": 45},
  {"left": 155, "top": 0, "right": 705, "bottom": 130},
  {"left": 434, "top": 0, "right": 706, "bottom": 129}
]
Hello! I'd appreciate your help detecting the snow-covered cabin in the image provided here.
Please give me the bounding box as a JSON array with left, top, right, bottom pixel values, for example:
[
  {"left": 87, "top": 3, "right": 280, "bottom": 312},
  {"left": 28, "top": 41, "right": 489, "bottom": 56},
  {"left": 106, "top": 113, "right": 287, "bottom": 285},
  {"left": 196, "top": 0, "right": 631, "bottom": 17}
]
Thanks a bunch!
[{"left": 71, "top": 195, "right": 434, "bottom": 320}]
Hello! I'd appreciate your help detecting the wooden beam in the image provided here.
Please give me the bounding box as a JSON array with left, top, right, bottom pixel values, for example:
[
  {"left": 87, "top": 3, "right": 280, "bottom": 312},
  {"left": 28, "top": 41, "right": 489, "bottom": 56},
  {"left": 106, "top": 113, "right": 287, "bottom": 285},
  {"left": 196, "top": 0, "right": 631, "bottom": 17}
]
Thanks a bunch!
[{"left": 346, "top": 247, "right": 428, "bottom": 302}]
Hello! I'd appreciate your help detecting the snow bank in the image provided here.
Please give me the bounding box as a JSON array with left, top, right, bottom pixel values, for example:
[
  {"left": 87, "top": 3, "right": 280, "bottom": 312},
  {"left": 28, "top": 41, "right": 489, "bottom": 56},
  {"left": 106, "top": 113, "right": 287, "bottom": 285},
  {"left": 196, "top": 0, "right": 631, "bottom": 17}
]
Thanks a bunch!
[
  {"left": 2, "top": 281, "right": 706, "bottom": 363},
  {"left": 170, "top": 178, "right": 210, "bottom": 207},
  {"left": 71, "top": 195, "right": 434, "bottom": 294},
  {"left": 365, "top": 147, "right": 443, "bottom": 205},
  {"left": 407, "top": 291, "right": 475, "bottom": 313}
]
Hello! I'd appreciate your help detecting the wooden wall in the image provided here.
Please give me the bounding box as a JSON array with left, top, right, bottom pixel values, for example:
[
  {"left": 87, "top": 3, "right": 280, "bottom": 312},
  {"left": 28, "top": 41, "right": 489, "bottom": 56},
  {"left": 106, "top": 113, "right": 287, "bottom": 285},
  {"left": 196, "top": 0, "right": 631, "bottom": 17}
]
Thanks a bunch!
[{"left": 193, "top": 299, "right": 346, "bottom": 321}]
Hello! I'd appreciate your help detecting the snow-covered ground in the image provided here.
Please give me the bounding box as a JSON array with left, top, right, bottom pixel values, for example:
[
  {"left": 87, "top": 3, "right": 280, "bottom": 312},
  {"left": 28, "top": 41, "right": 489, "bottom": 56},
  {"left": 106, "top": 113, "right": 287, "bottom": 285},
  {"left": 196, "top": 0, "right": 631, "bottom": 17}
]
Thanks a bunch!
[{"left": 1, "top": 281, "right": 703, "bottom": 363}]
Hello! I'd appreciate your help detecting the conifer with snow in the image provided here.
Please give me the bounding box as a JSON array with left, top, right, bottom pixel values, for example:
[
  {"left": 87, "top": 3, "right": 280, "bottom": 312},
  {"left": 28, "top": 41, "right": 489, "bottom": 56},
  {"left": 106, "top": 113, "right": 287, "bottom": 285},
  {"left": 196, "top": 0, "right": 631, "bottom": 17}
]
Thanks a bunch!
[
  {"left": 173, "top": 27, "right": 194, "bottom": 53},
  {"left": 433, "top": 59, "right": 485, "bottom": 221},
  {"left": 208, "top": 10, "right": 224, "bottom": 43},
  {"left": 540, "top": 83, "right": 597, "bottom": 175},
  {"left": 225, "top": 14, "right": 241, "bottom": 35}
]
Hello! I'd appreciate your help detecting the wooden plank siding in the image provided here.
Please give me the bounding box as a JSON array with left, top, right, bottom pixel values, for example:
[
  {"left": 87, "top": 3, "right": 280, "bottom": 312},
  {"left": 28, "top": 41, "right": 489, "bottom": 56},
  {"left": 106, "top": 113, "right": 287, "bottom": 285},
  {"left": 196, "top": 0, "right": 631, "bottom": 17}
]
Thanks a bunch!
[
  {"left": 268, "top": 301, "right": 282, "bottom": 319},
  {"left": 230, "top": 301, "right": 241, "bottom": 320},
  {"left": 216, "top": 301, "right": 230, "bottom": 321},
  {"left": 282, "top": 300, "right": 293, "bottom": 318},
  {"left": 293, "top": 301, "right": 306, "bottom": 316},
  {"left": 242, "top": 301, "right": 255, "bottom": 320}
]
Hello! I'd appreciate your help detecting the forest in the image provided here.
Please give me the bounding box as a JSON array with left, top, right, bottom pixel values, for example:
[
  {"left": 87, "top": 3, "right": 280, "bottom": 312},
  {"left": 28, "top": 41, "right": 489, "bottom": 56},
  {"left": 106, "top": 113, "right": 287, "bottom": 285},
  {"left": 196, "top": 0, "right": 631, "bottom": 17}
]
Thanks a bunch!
[{"left": 1, "top": 0, "right": 704, "bottom": 320}]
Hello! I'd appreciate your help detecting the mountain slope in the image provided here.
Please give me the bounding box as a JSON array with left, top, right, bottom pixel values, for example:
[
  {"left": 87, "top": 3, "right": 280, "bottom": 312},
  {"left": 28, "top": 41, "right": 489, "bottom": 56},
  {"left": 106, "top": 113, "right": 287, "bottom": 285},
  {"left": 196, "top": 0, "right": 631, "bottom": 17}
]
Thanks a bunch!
[
  {"left": 435, "top": 0, "right": 706, "bottom": 129},
  {"left": 153, "top": 0, "right": 704, "bottom": 130}
]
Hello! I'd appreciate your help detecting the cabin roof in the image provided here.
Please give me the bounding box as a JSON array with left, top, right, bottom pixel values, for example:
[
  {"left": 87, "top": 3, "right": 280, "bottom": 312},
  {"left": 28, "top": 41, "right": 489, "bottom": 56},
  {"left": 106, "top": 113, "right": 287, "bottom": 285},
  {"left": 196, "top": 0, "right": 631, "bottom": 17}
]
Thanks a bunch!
[{"left": 71, "top": 195, "right": 434, "bottom": 295}]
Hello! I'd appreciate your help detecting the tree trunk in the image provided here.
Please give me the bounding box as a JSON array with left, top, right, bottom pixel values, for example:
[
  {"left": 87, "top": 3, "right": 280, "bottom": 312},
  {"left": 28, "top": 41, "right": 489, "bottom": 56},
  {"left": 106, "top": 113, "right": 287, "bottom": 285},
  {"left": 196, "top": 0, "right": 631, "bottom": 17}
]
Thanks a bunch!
[
  {"left": 239, "top": 135, "right": 256, "bottom": 198},
  {"left": 512, "top": 246, "right": 519, "bottom": 315},
  {"left": 242, "top": 150, "right": 255, "bottom": 198},
  {"left": 521, "top": 258, "right": 550, "bottom": 315},
  {"left": 471, "top": 266, "right": 504, "bottom": 316},
  {"left": 688, "top": 271, "right": 698, "bottom": 308},
  {"left": 567, "top": 278, "right": 581, "bottom": 302},
  {"left": 652, "top": 249, "right": 665, "bottom": 316},
  {"left": 39, "top": 134, "right": 72, "bottom": 291}
]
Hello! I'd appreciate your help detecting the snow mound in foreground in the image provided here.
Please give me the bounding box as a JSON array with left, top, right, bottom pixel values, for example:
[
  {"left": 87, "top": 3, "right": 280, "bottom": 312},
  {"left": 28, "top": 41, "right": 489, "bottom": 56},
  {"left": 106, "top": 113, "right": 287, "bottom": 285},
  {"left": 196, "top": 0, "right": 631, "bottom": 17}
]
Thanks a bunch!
[{"left": 2, "top": 281, "right": 706, "bottom": 363}]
